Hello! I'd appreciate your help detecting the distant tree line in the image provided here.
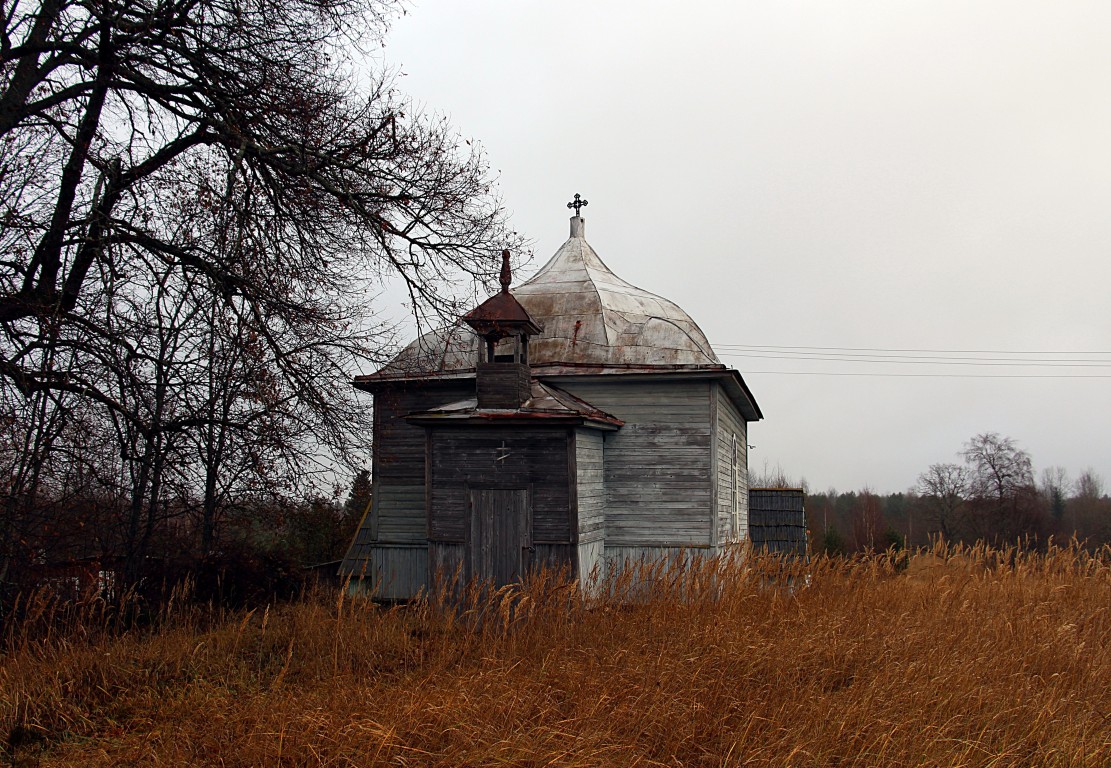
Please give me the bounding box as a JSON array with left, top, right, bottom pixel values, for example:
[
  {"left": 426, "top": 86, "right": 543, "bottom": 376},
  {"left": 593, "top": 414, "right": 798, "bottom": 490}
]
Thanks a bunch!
[{"left": 801, "top": 432, "right": 1111, "bottom": 555}]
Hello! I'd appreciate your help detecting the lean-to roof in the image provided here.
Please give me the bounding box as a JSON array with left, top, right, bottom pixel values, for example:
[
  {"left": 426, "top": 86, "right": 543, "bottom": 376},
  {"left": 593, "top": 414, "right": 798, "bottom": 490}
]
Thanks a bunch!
[{"left": 405, "top": 379, "right": 624, "bottom": 429}]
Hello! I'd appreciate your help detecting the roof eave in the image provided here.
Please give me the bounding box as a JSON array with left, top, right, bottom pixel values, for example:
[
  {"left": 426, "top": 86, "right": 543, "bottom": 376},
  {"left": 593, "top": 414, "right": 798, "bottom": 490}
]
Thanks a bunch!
[
  {"left": 353, "top": 370, "right": 476, "bottom": 393},
  {"left": 356, "top": 366, "right": 762, "bottom": 421},
  {"left": 537, "top": 367, "right": 763, "bottom": 422},
  {"left": 723, "top": 369, "right": 763, "bottom": 422},
  {"left": 406, "top": 410, "right": 622, "bottom": 430}
]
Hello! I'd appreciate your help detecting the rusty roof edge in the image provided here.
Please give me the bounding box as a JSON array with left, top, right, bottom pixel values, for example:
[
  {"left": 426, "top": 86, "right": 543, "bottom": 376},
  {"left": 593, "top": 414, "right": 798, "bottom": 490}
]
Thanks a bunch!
[
  {"left": 533, "top": 380, "right": 624, "bottom": 425},
  {"left": 462, "top": 291, "right": 544, "bottom": 335},
  {"left": 531, "top": 361, "right": 728, "bottom": 373},
  {"left": 354, "top": 361, "right": 726, "bottom": 388},
  {"left": 354, "top": 365, "right": 763, "bottom": 421},
  {"left": 406, "top": 411, "right": 622, "bottom": 431}
]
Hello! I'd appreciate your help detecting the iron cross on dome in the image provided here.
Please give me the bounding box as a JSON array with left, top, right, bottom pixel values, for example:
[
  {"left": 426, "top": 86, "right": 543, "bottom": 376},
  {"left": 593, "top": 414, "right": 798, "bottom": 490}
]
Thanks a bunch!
[{"left": 566, "top": 193, "right": 588, "bottom": 215}]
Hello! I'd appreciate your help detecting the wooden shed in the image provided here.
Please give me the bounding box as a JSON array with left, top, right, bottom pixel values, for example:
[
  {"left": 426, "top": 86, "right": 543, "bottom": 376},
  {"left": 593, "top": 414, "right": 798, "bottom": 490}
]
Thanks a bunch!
[
  {"left": 747, "top": 488, "right": 808, "bottom": 557},
  {"left": 342, "top": 210, "right": 763, "bottom": 597}
]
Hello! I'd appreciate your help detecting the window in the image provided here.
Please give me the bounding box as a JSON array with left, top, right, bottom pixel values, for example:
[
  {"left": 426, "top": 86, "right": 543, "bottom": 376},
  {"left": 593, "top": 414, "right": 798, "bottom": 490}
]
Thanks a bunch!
[{"left": 730, "top": 434, "right": 740, "bottom": 540}]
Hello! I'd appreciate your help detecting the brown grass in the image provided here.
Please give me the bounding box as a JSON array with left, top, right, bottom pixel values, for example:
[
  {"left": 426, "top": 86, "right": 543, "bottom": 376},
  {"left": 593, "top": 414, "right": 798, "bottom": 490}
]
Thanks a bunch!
[{"left": 1, "top": 543, "right": 1109, "bottom": 767}]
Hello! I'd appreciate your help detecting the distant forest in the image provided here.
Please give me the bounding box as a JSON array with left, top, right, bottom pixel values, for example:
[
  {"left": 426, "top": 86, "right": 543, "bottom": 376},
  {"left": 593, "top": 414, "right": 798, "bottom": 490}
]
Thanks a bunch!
[{"left": 757, "top": 432, "right": 1111, "bottom": 554}]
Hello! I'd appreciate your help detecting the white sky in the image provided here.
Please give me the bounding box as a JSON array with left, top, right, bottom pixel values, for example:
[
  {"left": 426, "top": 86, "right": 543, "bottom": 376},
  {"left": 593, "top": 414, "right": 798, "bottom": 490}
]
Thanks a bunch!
[{"left": 376, "top": 0, "right": 1111, "bottom": 494}]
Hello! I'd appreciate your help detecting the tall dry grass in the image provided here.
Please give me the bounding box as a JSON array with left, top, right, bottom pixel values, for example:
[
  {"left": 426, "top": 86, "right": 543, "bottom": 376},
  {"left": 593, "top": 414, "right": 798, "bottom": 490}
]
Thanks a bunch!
[{"left": 1, "top": 542, "right": 1109, "bottom": 767}]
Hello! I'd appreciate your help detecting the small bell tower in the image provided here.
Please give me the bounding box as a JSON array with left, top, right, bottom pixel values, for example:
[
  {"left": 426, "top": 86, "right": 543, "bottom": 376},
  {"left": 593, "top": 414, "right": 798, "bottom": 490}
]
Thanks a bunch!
[{"left": 462, "top": 250, "right": 543, "bottom": 409}]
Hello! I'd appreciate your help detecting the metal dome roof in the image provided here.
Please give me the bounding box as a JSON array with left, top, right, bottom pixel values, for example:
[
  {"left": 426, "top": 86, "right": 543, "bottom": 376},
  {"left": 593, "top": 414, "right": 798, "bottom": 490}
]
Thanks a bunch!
[
  {"left": 512, "top": 216, "right": 719, "bottom": 368},
  {"left": 373, "top": 216, "right": 722, "bottom": 378}
]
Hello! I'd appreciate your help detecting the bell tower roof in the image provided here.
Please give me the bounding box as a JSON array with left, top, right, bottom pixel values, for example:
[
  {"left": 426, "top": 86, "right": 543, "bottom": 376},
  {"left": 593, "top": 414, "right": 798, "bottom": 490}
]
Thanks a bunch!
[{"left": 462, "top": 249, "right": 542, "bottom": 339}]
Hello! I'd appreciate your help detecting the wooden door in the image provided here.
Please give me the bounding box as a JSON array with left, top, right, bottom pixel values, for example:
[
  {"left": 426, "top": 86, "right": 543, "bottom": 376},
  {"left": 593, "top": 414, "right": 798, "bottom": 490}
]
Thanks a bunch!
[{"left": 467, "top": 488, "right": 532, "bottom": 586}]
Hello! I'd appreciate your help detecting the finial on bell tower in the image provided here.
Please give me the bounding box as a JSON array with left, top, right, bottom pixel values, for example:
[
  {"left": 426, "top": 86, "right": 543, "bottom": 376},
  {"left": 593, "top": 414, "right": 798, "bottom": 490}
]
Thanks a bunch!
[
  {"left": 499, "top": 249, "right": 511, "bottom": 294},
  {"left": 462, "top": 251, "right": 543, "bottom": 409}
]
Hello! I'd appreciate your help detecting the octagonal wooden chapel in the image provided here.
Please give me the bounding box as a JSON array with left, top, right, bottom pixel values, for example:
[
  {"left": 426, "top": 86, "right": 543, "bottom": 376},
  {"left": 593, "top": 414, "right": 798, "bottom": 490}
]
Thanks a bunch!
[{"left": 341, "top": 203, "right": 763, "bottom": 598}]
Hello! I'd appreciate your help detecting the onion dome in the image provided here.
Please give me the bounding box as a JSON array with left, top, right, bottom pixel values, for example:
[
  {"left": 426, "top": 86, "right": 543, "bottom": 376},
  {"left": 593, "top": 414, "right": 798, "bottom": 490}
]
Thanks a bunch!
[
  {"left": 368, "top": 212, "right": 723, "bottom": 380},
  {"left": 512, "top": 215, "right": 719, "bottom": 369}
]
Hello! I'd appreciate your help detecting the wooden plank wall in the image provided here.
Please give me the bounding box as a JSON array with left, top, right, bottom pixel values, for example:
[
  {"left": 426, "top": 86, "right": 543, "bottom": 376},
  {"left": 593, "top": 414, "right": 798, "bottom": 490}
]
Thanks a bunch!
[
  {"left": 429, "top": 541, "right": 574, "bottom": 588},
  {"left": 341, "top": 381, "right": 472, "bottom": 591},
  {"left": 343, "top": 544, "right": 428, "bottom": 600},
  {"left": 575, "top": 428, "right": 606, "bottom": 583},
  {"left": 374, "top": 485, "right": 425, "bottom": 542},
  {"left": 533, "top": 544, "right": 576, "bottom": 579},
  {"left": 604, "top": 545, "right": 713, "bottom": 600},
  {"left": 467, "top": 488, "right": 530, "bottom": 585},
  {"left": 577, "top": 540, "right": 606, "bottom": 589},
  {"left": 429, "top": 542, "right": 465, "bottom": 590},
  {"left": 560, "top": 380, "right": 714, "bottom": 548},
  {"left": 476, "top": 362, "right": 531, "bottom": 408},
  {"left": 429, "top": 428, "right": 572, "bottom": 544},
  {"left": 342, "top": 376, "right": 744, "bottom": 596},
  {"left": 713, "top": 383, "right": 749, "bottom": 546},
  {"left": 748, "top": 489, "right": 807, "bottom": 556}
]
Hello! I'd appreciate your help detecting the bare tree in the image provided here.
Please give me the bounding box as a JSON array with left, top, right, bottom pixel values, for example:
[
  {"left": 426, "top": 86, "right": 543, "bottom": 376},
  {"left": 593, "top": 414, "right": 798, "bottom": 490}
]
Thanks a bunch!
[
  {"left": 1067, "top": 468, "right": 1109, "bottom": 545},
  {"left": 1038, "top": 466, "right": 1071, "bottom": 526},
  {"left": 964, "top": 433, "right": 1033, "bottom": 502},
  {"left": 962, "top": 433, "right": 1043, "bottom": 544},
  {"left": 750, "top": 460, "right": 806, "bottom": 490},
  {"left": 184, "top": 298, "right": 271, "bottom": 556},
  {"left": 0, "top": 0, "right": 520, "bottom": 592},
  {"left": 916, "top": 434, "right": 1047, "bottom": 546},
  {"left": 0, "top": 0, "right": 515, "bottom": 401},
  {"left": 0, "top": 380, "right": 71, "bottom": 590},
  {"left": 1075, "top": 469, "right": 1104, "bottom": 501},
  {"left": 915, "top": 462, "right": 969, "bottom": 540},
  {"left": 850, "top": 489, "right": 884, "bottom": 551}
]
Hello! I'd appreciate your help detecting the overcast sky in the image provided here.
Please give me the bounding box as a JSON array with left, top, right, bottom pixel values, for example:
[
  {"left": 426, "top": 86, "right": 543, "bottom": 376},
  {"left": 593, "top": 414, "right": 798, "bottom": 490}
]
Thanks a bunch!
[{"left": 376, "top": 1, "right": 1111, "bottom": 494}]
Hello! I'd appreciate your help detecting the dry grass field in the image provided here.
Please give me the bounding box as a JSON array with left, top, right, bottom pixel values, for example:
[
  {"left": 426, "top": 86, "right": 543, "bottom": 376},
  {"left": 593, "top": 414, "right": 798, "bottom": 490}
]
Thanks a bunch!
[{"left": 1, "top": 544, "right": 1109, "bottom": 767}]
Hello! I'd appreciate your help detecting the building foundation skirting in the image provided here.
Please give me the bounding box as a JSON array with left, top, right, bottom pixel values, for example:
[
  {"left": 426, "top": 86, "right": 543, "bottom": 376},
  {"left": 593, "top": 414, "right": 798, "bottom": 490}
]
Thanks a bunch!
[{"left": 344, "top": 544, "right": 428, "bottom": 600}]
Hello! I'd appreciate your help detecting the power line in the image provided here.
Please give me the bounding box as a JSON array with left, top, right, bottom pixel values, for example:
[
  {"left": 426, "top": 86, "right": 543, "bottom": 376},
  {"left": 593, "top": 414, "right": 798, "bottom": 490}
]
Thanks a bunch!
[
  {"left": 713, "top": 342, "right": 1111, "bottom": 356},
  {"left": 711, "top": 341, "right": 1111, "bottom": 378},
  {"left": 740, "top": 370, "right": 1111, "bottom": 379},
  {"left": 717, "top": 351, "right": 1111, "bottom": 368},
  {"left": 717, "top": 349, "right": 1111, "bottom": 364}
]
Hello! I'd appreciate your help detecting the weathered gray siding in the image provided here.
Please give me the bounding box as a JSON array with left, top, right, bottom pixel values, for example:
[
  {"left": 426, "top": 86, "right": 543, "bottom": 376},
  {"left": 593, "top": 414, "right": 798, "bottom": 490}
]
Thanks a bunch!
[
  {"left": 429, "top": 541, "right": 465, "bottom": 588},
  {"left": 749, "top": 489, "right": 807, "bottom": 556},
  {"left": 476, "top": 361, "right": 531, "bottom": 408},
  {"left": 429, "top": 541, "right": 575, "bottom": 587},
  {"left": 713, "top": 383, "right": 749, "bottom": 545},
  {"left": 344, "top": 374, "right": 750, "bottom": 597},
  {"left": 341, "top": 381, "right": 471, "bottom": 588},
  {"left": 373, "top": 484, "right": 425, "bottom": 542},
  {"left": 344, "top": 544, "right": 428, "bottom": 600},
  {"left": 604, "top": 545, "right": 710, "bottom": 570},
  {"left": 428, "top": 428, "right": 572, "bottom": 544},
  {"left": 532, "top": 543, "right": 576, "bottom": 577},
  {"left": 558, "top": 379, "right": 714, "bottom": 547},
  {"left": 575, "top": 428, "right": 606, "bottom": 583}
]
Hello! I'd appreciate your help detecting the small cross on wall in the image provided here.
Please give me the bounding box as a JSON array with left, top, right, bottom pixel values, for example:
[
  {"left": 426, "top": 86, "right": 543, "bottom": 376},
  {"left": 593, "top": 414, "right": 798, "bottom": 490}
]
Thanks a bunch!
[{"left": 566, "top": 193, "right": 588, "bottom": 216}]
